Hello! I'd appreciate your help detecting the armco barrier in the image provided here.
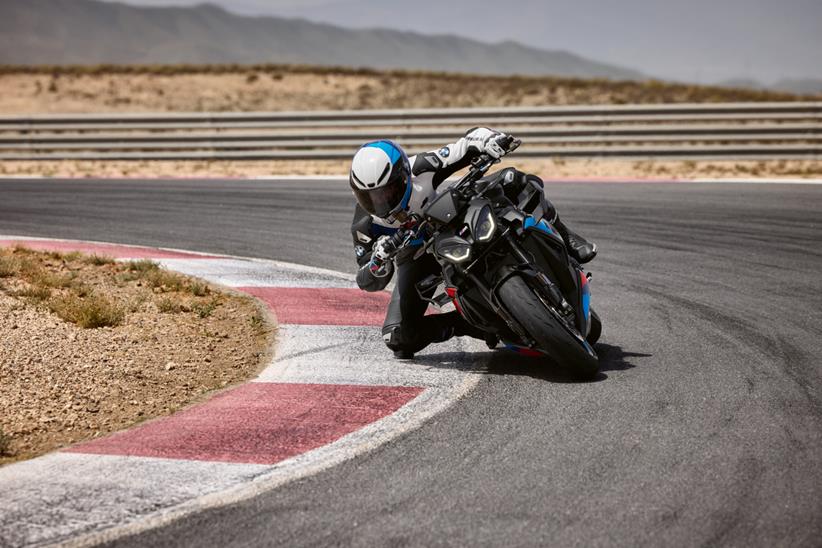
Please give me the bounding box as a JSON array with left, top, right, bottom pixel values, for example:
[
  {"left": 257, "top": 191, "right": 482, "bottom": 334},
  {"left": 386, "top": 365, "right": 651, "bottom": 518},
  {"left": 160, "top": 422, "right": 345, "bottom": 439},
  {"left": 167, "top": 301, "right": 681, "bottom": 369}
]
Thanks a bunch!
[{"left": 1, "top": 102, "right": 819, "bottom": 160}]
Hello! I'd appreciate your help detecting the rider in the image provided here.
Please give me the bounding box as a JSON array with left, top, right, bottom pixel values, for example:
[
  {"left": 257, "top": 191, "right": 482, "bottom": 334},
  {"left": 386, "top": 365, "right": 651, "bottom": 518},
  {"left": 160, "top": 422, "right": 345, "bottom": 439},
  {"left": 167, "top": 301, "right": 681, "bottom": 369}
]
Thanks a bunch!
[{"left": 349, "top": 127, "right": 596, "bottom": 359}]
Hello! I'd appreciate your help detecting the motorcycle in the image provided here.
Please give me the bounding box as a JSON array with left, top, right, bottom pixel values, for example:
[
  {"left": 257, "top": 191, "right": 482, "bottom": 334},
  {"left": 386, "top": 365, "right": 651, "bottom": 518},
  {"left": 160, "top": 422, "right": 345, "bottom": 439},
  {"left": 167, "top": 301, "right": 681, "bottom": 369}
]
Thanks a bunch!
[{"left": 385, "top": 136, "right": 602, "bottom": 379}]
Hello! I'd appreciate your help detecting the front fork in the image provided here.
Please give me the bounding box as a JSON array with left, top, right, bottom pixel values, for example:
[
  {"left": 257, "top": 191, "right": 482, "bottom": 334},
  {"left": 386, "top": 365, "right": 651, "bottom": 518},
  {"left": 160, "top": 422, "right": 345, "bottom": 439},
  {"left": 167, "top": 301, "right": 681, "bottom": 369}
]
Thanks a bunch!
[
  {"left": 500, "top": 233, "right": 573, "bottom": 315},
  {"left": 456, "top": 232, "right": 570, "bottom": 348}
]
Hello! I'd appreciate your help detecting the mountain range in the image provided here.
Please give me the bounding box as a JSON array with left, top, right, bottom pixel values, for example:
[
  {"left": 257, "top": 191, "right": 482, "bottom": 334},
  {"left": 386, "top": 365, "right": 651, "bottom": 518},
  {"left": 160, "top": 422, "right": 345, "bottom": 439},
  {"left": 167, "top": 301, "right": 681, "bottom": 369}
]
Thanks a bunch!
[
  {"left": 0, "top": 0, "right": 644, "bottom": 80},
  {"left": 273, "top": 0, "right": 822, "bottom": 88}
]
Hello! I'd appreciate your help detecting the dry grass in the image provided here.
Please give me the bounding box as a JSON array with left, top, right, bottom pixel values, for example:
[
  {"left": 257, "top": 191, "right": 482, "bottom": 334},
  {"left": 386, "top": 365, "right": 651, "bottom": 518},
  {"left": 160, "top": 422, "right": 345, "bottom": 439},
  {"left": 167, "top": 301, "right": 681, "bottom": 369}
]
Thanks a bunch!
[
  {"left": 12, "top": 285, "right": 52, "bottom": 302},
  {"left": 1, "top": 248, "right": 217, "bottom": 329},
  {"left": 188, "top": 280, "right": 209, "bottom": 297},
  {"left": 84, "top": 254, "right": 115, "bottom": 266},
  {"left": 0, "top": 256, "right": 17, "bottom": 278},
  {"left": 26, "top": 269, "right": 74, "bottom": 290},
  {"left": 48, "top": 292, "right": 125, "bottom": 328},
  {"left": 145, "top": 269, "right": 186, "bottom": 292},
  {"left": 157, "top": 296, "right": 187, "bottom": 314},
  {"left": 1, "top": 247, "right": 122, "bottom": 327},
  {"left": 126, "top": 259, "right": 160, "bottom": 273},
  {"left": 124, "top": 260, "right": 214, "bottom": 296},
  {"left": 191, "top": 298, "right": 219, "bottom": 319}
]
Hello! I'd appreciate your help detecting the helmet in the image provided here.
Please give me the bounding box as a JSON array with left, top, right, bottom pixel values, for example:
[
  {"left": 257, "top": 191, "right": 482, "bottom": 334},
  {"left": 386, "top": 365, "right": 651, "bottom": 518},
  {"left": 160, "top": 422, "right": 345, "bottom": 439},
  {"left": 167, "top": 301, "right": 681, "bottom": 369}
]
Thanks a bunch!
[{"left": 349, "top": 140, "right": 412, "bottom": 219}]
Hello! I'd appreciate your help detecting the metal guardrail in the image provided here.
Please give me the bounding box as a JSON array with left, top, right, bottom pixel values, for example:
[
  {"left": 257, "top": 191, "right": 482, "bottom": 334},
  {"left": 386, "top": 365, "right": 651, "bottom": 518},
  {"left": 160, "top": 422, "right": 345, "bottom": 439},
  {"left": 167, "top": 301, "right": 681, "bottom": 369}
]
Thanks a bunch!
[{"left": 1, "top": 102, "right": 820, "bottom": 161}]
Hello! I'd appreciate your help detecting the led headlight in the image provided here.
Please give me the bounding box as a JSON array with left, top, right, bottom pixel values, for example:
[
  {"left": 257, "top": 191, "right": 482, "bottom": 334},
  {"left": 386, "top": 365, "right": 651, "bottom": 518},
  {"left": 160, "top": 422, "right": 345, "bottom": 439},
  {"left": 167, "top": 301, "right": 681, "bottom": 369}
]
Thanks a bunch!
[
  {"left": 474, "top": 206, "right": 497, "bottom": 242},
  {"left": 441, "top": 245, "right": 472, "bottom": 263}
]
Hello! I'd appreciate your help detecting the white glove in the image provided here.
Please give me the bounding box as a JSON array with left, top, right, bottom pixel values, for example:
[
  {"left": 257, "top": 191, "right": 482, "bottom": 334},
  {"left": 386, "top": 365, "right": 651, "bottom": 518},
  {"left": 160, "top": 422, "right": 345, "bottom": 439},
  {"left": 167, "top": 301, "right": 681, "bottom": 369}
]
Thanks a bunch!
[
  {"left": 371, "top": 235, "right": 394, "bottom": 263},
  {"left": 367, "top": 235, "right": 395, "bottom": 277},
  {"left": 466, "top": 128, "right": 508, "bottom": 159},
  {"left": 483, "top": 133, "right": 508, "bottom": 159}
]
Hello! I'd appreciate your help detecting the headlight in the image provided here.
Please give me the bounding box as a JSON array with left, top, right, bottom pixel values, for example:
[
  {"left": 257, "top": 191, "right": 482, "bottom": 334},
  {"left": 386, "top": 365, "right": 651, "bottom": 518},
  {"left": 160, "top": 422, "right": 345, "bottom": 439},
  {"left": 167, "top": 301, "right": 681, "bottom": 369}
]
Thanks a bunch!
[
  {"left": 441, "top": 245, "right": 472, "bottom": 263},
  {"left": 474, "top": 206, "right": 497, "bottom": 242}
]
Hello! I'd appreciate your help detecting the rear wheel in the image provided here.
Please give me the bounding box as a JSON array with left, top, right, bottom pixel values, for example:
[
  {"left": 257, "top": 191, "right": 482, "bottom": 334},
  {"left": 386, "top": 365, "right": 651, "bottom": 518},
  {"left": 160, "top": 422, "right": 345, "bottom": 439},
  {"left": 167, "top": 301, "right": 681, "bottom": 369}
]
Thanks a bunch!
[{"left": 497, "top": 275, "right": 599, "bottom": 379}]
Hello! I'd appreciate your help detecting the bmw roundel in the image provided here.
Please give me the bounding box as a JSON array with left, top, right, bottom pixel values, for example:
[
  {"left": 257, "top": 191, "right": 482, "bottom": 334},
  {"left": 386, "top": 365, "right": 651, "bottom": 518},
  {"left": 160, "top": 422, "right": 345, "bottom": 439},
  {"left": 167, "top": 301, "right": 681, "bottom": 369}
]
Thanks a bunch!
[{"left": 438, "top": 147, "right": 450, "bottom": 158}]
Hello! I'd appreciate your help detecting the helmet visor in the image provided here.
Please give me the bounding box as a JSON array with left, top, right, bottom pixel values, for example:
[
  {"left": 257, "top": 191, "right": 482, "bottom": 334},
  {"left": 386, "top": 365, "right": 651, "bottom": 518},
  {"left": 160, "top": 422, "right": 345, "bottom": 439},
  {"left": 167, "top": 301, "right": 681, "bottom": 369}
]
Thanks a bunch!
[{"left": 350, "top": 172, "right": 408, "bottom": 218}]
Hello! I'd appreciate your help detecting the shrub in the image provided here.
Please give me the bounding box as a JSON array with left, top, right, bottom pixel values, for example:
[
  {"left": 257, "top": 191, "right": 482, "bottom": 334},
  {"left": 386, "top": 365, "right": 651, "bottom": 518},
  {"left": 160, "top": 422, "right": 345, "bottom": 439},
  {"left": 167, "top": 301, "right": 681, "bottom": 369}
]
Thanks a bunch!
[
  {"left": 49, "top": 292, "right": 125, "bottom": 328},
  {"left": 145, "top": 269, "right": 185, "bottom": 292},
  {"left": 84, "top": 254, "right": 115, "bottom": 266},
  {"left": 192, "top": 299, "right": 219, "bottom": 318},
  {"left": 30, "top": 269, "right": 74, "bottom": 289},
  {"left": 157, "top": 297, "right": 186, "bottom": 314},
  {"left": 126, "top": 259, "right": 159, "bottom": 273},
  {"left": 123, "top": 260, "right": 186, "bottom": 292},
  {"left": 14, "top": 285, "right": 52, "bottom": 302},
  {"left": 188, "top": 281, "right": 209, "bottom": 297}
]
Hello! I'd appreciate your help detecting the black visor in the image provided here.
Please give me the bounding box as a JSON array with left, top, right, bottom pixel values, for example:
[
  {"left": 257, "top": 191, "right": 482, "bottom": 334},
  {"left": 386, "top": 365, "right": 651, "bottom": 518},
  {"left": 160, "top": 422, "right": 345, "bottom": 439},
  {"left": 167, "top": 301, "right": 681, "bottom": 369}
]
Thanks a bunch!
[{"left": 350, "top": 168, "right": 408, "bottom": 218}]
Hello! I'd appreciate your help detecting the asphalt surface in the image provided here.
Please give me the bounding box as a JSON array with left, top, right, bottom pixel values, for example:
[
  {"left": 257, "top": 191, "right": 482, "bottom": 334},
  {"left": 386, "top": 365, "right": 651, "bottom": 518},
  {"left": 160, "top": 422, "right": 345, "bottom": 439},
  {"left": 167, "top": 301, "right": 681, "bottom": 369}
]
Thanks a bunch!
[{"left": 2, "top": 178, "right": 821, "bottom": 547}]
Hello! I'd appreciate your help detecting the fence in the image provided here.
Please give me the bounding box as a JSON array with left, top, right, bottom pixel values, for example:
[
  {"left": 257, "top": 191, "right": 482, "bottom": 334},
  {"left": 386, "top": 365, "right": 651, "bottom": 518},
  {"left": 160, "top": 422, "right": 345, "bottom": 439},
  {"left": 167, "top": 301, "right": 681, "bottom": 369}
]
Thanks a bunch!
[{"left": 1, "top": 102, "right": 819, "bottom": 161}]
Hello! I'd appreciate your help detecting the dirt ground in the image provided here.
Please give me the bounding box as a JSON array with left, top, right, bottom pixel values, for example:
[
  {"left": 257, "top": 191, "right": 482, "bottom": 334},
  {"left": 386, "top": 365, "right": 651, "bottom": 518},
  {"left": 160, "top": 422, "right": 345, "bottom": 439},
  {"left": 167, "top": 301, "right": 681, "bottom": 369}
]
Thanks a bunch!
[
  {"left": 0, "top": 65, "right": 808, "bottom": 115},
  {"left": 1, "top": 158, "right": 820, "bottom": 180},
  {"left": 0, "top": 246, "right": 276, "bottom": 465}
]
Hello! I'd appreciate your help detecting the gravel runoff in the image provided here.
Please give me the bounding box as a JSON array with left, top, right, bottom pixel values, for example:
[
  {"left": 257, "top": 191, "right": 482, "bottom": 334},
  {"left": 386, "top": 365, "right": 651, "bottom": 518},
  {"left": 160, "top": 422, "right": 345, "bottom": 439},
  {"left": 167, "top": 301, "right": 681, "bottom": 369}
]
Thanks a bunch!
[{"left": 0, "top": 246, "right": 275, "bottom": 465}]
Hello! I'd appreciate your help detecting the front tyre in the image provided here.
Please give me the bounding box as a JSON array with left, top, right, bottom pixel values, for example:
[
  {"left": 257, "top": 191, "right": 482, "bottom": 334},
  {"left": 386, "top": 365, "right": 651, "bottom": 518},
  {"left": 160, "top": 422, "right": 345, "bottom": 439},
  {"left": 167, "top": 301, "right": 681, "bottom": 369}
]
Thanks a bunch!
[
  {"left": 498, "top": 275, "right": 599, "bottom": 379},
  {"left": 587, "top": 308, "right": 602, "bottom": 345}
]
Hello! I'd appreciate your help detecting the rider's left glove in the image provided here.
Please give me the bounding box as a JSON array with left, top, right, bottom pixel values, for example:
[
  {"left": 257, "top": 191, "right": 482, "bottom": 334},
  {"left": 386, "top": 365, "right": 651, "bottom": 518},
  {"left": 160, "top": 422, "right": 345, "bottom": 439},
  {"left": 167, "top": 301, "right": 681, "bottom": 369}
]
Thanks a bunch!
[{"left": 482, "top": 133, "right": 509, "bottom": 159}]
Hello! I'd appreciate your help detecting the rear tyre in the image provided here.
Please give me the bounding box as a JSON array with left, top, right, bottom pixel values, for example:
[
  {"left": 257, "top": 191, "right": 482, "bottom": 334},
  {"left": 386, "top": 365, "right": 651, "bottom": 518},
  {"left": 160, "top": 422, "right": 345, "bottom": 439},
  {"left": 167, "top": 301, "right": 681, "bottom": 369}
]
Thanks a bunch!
[{"left": 497, "top": 275, "right": 599, "bottom": 380}]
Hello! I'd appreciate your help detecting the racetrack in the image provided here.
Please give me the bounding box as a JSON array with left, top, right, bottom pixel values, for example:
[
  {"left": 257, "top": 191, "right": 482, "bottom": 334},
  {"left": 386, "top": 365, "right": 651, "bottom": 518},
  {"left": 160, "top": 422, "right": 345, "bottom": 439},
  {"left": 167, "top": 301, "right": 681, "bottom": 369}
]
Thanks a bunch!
[{"left": 1, "top": 177, "right": 821, "bottom": 547}]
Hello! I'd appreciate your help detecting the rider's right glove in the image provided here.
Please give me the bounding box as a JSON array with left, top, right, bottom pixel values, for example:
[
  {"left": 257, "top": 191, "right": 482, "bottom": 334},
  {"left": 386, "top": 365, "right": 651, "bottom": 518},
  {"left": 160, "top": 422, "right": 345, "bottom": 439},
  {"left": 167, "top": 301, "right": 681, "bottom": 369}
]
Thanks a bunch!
[{"left": 368, "top": 235, "right": 396, "bottom": 277}]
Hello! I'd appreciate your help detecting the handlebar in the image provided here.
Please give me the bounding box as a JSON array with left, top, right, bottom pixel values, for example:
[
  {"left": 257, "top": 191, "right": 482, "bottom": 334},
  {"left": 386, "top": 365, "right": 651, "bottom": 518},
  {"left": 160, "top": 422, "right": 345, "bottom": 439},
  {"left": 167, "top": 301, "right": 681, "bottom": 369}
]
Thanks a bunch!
[{"left": 388, "top": 229, "right": 407, "bottom": 251}]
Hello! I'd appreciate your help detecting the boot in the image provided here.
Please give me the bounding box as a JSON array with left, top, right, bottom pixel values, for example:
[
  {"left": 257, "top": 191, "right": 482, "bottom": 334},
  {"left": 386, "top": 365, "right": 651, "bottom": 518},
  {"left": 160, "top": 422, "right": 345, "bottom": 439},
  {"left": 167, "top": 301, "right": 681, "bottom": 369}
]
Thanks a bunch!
[{"left": 554, "top": 217, "right": 597, "bottom": 264}]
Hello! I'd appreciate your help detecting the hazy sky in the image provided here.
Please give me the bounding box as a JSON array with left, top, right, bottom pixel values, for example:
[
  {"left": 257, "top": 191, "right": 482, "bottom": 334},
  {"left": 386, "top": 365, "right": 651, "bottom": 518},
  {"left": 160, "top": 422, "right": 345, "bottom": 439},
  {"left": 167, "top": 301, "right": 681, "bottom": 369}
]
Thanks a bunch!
[
  {"left": 97, "top": 0, "right": 344, "bottom": 9},
  {"left": 97, "top": 0, "right": 822, "bottom": 84}
]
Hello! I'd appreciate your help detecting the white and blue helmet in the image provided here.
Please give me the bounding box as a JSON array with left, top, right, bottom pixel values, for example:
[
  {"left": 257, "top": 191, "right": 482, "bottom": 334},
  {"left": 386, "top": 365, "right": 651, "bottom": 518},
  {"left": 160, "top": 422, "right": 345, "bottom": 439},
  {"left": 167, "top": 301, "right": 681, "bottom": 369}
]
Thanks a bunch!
[{"left": 349, "top": 140, "right": 412, "bottom": 218}]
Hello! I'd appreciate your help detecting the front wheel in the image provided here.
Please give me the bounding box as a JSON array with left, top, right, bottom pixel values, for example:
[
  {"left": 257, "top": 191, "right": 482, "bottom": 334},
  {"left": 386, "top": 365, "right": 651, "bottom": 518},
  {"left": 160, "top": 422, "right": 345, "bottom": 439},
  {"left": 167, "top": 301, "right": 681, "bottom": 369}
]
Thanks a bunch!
[
  {"left": 497, "top": 275, "right": 599, "bottom": 379},
  {"left": 587, "top": 308, "right": 602, "bottom": 345}
]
